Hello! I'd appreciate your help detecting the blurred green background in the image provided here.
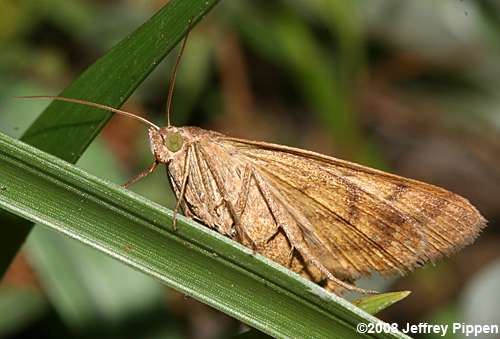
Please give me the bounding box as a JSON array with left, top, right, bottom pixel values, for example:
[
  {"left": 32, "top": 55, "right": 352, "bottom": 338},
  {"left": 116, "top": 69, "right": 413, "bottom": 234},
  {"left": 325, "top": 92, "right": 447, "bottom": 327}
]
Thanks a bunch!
[{"left": 1, "top": 0, "right": 500, "bottom": 338}]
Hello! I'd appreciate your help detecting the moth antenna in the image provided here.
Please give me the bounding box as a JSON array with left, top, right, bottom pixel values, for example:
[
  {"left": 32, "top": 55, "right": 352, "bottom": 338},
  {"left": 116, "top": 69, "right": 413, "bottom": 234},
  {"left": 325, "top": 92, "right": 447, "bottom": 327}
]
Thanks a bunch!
[
  {"left": 165, "top": 29, "right": 191, "bottom": 127},
  {"left": 16, "top": 95, "right": 160, "bottom": 130}
]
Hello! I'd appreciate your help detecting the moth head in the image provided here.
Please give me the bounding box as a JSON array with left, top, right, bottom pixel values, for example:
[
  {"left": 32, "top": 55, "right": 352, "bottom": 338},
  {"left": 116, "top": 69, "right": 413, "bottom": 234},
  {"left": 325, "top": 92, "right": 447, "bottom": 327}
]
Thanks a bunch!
[{"left": 148, "top": 126, "right": 185, "bottom": 163}]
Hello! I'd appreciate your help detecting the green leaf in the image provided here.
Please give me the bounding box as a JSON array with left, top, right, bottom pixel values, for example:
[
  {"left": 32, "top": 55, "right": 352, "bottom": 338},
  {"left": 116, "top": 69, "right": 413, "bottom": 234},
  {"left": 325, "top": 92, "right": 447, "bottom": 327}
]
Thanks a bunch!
[
  {"left": 2, "top": 90, "right": 169, "bottom": 333},
  {"left": 26, "top": 217, "right": 165, "bottom": 330},
  {"left": 0, "top": 132, "right": 409, "bottom": 338},
  {"left": 23, "top": 140, "right": 167, "bottom": 331},
  {"left": 0, "top": 0, "right": 220, "bottom": 276},
  {"left": 353, "top": 291, "right": 412, "bottom": 315}
]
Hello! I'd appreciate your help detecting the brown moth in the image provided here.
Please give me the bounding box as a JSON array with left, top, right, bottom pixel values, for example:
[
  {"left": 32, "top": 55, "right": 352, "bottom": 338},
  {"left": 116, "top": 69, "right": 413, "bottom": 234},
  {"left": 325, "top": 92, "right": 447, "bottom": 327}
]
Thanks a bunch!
[{"left": 21, "top": 36, "right": 486, "bottom": 294}]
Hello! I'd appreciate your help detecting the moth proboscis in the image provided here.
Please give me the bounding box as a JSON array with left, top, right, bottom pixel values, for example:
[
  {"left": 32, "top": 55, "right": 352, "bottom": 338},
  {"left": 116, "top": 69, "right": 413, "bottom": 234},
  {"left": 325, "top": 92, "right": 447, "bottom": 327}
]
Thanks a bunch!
[{"left": 19, "top": 33, "right": 486, "bottom": 295}]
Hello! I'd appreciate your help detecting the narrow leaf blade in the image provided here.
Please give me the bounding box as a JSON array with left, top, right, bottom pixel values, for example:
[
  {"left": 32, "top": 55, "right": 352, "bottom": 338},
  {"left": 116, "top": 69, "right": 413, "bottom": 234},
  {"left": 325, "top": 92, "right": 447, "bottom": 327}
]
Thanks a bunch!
[
  {"left": 0, "top": 0, "right": 220, "bottom": 276},
  {"left": 0, "top": 132, "right": 409, "bottom": 338},
  {"left": 353, "top": 291, "right": 412, "bottom": 315}
]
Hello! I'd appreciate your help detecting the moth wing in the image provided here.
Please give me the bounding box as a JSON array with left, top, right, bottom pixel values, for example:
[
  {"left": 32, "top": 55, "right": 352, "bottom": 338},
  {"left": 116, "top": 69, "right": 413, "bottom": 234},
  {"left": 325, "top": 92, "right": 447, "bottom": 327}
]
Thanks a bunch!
[{"left": 221, "top": 137, "right": 486, "bottom": 279}]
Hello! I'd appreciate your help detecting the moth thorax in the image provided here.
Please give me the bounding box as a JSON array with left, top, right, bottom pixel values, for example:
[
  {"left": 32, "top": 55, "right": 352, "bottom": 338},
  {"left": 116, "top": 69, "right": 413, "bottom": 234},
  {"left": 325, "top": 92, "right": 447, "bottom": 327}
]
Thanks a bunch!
[{"left": 164, "top": 131, "right": 184, "bottom": 152}]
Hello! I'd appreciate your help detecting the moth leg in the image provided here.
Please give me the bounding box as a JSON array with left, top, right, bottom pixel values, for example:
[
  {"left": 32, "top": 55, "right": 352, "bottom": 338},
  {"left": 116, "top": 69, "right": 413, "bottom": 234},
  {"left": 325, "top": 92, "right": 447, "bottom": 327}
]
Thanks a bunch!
[
  {"left": 213, "top": 198, "right": 224, "bottom": 213},
  {"left": 264, "top": 228, "right": 280, "bottom": 244},
  {"left": 122, "top": 160, "right": 159, "bottom": 188},
  {"left": 234, "top": 164, "right": 251, "bottom": 216},
  {"left": 252, "top": 170, "right": 377, "bottom": 294},
  {"left": 197, "top": 146, "right": 256, "bottom": 248},
  {"left": 287, "top": 247, "right": 295, "bottom": 268},
  {"left": 233, "top": 165, "right": 258, "bottom": 249},
  {"left": 172, "top": 146, "right": 192, "bottom": 231},
  {"left": 167, "top": 171, "right": 193, "bottom": 220}
]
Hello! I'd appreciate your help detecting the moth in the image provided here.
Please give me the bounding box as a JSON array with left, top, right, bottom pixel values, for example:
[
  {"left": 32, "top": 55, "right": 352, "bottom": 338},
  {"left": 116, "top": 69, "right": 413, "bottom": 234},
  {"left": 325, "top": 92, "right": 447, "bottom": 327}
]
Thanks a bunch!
[{"left": 21, "top": 35, "right": 486, "bottom": 294}]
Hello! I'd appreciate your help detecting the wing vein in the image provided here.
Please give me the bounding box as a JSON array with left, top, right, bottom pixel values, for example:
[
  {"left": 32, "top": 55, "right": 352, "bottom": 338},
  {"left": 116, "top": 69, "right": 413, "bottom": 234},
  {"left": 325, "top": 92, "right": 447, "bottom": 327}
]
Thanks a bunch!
[{"left": 257, "top": 166, "right": 407, "bottom": 273}]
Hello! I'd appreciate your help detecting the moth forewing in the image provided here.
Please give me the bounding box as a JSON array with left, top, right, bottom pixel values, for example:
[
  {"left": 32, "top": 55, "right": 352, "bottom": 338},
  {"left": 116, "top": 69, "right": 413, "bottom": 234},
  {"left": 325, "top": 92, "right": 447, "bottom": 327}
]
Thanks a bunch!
[{"left": 219, "top": 136, "right": 486, "bottom": 279}]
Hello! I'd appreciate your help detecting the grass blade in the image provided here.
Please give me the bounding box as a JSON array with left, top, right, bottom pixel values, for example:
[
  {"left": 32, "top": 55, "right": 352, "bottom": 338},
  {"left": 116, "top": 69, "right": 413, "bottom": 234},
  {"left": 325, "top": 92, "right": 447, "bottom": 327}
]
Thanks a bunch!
[
  {"left": 0, "top": 131, "right": 409, "bottom": 338},
  {"left": 0, "top": 0, "right": 220, "bottom": 276},
  {"left": 353, "top": 291, "right": 412, "bottom": 315}
]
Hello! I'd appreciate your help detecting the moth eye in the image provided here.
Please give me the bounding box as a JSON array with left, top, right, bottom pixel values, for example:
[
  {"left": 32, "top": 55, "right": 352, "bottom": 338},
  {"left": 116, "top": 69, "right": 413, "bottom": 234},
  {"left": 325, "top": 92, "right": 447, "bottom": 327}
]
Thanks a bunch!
[{"left": 164, "top": 131, "right": 184, "bottom": 152}]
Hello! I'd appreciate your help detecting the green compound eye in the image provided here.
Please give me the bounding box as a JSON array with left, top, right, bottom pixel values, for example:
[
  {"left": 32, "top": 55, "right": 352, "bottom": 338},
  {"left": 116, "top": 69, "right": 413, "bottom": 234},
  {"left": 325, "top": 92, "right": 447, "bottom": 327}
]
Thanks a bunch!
[{"left": 164, "top": 131, "right": 184, "bottom": 152}]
